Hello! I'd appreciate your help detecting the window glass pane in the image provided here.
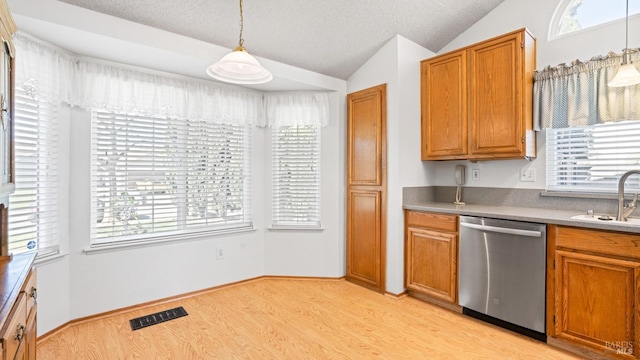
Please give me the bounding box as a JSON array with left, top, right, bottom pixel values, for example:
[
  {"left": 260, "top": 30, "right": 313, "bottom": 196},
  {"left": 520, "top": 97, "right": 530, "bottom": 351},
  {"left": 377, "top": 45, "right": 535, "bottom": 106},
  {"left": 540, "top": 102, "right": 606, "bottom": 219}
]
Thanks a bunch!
[
  {"left": 547, "top": 121, "right": 640, "bottom": 192},
  {"left": 272, "top": 125, "right": 321, "bottom": 227},
  {"left": 91, "top": 112, "right": 251, "bottom": 244},
  {"left": 556, "top": 0, "right": 640, "bottom": 37}
]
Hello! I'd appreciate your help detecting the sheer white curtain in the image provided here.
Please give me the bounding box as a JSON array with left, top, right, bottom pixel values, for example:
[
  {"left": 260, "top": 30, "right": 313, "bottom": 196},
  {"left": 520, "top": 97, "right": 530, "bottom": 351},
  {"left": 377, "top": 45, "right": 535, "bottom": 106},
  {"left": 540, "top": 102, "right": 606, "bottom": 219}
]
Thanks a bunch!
[
  {"left": 74, "top": 61, "right": 262, "bottom": 125},
  {"left": 262, "top": 92, "right": 330, "bottom": 128},
  {"left": 14, "top": 33, "right": 76, "bottom": 105},
  {"left": 14, "top": 33, "right": 263, "bottom": 125},
  {"left": 534, "top": 48, "right": 640, "bottom": 129}
]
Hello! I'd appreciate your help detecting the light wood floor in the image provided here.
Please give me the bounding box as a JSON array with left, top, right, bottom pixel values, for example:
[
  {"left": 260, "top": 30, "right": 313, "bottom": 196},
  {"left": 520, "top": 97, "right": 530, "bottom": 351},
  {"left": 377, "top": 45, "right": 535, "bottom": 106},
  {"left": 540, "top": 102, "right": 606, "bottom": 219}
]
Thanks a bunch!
[{"left": 37, "top": 278, "right": 580, "bottom": 359}]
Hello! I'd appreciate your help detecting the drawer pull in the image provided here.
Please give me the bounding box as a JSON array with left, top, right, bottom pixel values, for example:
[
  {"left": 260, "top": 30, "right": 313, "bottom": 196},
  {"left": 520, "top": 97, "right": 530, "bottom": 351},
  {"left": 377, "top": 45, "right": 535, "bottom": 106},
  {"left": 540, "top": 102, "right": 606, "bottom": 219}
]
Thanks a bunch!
[
  {"left": 29, "top": 287, "right": 37, "bottom": 301},
  {"left": 14, "top": 324, "right": 25, "bottom": 341}
]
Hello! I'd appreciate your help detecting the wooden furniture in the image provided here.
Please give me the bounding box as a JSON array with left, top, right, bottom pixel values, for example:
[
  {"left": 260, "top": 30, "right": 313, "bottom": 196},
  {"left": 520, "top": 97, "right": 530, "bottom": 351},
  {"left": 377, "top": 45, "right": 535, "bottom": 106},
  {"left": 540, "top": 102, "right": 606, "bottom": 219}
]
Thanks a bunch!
[
  {"left": 346, "top": 84, "right": 387, "bottom": 293},
  {"left": 547, "top": 225, "right": 639, "bottom": 359},
  {"left": 404, "top": 210, "right": 460, "bottom": 311},
  {"left": 420, "top": 28, "right": 536, "bottom": 161},
  {"left": 0, "top": 253, "right": 37, "bottom": 360},
  {"left": 0, "top": 0, "right": 15, "bottom": 259}
]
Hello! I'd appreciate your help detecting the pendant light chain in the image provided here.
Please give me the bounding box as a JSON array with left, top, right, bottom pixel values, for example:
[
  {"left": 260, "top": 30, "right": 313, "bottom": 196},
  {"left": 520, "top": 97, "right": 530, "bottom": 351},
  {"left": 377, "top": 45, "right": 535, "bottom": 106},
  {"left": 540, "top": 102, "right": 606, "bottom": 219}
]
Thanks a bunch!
[
  {"left": 238, "top": 0, "right": 244, "bottom": 47},
  {"left": 625, "top": 0, "right": 629, "bottom": 50},
  {"left": 205, "top": 0, "right": 272, "bottom": 84},
  {"left": 608, "top": 0, "right": 640, "bottom": 87}
]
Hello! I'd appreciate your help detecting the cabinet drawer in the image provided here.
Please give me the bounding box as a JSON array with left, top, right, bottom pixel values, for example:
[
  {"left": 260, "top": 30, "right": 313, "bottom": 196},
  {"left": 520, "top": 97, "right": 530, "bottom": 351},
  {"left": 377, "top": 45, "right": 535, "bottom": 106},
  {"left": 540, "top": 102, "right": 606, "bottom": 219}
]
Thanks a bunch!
[
  {"left": 406, "top": 211, "right": 457, "bottom": 232},
  {"left": 554, "top": 226, "right": 640, "bottom": 260},
  {"left": 22, "top": 268, "right": 37, "bottom": 317},
  {"left": 1, "top": 293, "right": 26, "bottom": 360}
]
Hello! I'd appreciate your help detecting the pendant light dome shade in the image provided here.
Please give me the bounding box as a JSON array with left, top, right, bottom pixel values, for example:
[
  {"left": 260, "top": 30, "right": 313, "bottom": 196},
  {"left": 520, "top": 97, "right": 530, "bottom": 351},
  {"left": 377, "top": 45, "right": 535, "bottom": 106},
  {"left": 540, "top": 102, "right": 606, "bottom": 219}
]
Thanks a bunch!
[
  {"left": 608, "top": 0, "right": 640, "bottom": 87},
  {"left": 206, "top": 46, "right": 273, "bottom": 84},
  {"left": 608, "top": 62, "right": 640, "bottom": 87},
  {"left": 206, "top": 0, "right": 272, "bottom": 85}
]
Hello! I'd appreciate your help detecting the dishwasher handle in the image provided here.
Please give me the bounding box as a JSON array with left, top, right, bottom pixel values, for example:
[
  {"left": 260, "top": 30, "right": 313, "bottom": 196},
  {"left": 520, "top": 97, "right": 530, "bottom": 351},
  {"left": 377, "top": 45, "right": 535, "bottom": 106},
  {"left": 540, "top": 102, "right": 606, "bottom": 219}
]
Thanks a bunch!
[{"left": 460, "top": 222, "right": 542, "bottom": 238}]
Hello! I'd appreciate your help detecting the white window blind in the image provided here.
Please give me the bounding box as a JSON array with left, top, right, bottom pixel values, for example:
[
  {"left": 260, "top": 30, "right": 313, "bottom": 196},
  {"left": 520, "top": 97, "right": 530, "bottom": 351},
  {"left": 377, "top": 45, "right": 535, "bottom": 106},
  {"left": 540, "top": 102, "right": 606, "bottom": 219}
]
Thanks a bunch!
[
  {"left": 547, "top": 120, "right": 640, "bottom": 192},
  {"left": 91, "top": 111, "right": 252, "bottom": 244},
  {"left": 272, "top": 124, "right": 321, "bottom": 227},
  {"left": 8, "top": 88, "right": 60, "bottom": 255}
]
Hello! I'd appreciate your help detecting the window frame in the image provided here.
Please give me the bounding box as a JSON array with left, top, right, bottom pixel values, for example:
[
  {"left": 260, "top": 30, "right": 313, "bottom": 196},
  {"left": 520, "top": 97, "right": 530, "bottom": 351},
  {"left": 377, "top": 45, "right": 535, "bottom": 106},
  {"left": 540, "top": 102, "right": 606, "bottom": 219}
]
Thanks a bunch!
[
  {"left": 8, "top": 87, "right": 61, "bottom": 257},
  {"left": 89, "top": 110, "right": 253, "bottom": 247},
  {"left": 546, "top": 121, "right": 640, "bottom": 194},
  {"left": 271, "top": 123, "right": 322, "bottom": 229},
  {"left": 549, "top": 0, "right": 640, "bottom": 41}
]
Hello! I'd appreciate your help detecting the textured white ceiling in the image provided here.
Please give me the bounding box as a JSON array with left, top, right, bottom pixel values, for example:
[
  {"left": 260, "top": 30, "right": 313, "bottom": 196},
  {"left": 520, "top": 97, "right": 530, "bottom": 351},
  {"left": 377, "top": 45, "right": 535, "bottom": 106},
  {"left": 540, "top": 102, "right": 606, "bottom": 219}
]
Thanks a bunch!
[{"left": 56, "top": 0, "right": 505, "bottom": 80}]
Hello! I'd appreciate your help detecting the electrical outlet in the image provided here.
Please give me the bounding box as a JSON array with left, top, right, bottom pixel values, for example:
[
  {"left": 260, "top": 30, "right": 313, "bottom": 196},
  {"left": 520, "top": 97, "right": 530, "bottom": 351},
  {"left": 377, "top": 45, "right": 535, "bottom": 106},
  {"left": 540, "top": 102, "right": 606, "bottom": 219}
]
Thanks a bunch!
[
  {"left": 216, "top": 247, "right": 224, "bottom": 260},
  {"left": 520, "top": 168, "right": 536, "bottom": 182},
  {"left": 471, "top": 169, "right": 480, "bottom": 181}
]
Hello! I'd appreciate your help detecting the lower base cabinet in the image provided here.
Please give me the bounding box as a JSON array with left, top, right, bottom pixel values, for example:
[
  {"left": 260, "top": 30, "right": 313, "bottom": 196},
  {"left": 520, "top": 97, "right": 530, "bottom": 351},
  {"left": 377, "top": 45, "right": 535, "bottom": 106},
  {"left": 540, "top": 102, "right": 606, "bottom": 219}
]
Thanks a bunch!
[
  {"left": 25, "top": 308, "right": 36, "bottom": 360},
  {"left": 0, "top": 254, "right": 37, "bottom": 360},
  {"left": 548, "top": 225, "right": 639, "bottom": 359},
  {"left": 404, "top": 210, "right": 459, "bottom": 310}
]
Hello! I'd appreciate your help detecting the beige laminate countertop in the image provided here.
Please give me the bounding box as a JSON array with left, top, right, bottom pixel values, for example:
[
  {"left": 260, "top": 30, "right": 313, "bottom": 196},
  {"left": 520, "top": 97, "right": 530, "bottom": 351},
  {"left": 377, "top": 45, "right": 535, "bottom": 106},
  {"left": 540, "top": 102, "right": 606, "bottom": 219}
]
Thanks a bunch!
[{"left": 403, "top": 202, "right": 640, "bottom": 234}]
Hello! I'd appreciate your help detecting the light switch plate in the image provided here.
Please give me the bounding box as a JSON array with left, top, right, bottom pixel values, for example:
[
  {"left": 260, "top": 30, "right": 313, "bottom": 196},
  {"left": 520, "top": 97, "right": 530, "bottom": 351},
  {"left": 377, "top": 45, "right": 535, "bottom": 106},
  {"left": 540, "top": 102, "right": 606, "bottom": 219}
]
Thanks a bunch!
[{"left": 520, "top": 168, "right": 536, "bottom": 182}]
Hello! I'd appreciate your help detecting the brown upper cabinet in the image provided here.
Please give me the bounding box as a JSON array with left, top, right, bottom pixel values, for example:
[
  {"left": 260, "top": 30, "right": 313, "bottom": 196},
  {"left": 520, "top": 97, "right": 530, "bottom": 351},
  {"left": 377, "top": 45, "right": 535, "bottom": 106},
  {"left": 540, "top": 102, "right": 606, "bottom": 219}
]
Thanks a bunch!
[{"left": 421, "top": 28, "right": 536, "bottom": 161}]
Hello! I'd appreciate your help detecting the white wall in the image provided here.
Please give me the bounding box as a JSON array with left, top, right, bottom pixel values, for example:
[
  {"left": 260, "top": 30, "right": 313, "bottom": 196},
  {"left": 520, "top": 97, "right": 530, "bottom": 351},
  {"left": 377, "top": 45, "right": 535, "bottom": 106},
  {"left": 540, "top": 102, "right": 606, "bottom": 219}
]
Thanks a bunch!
[
  {"left": 67, "top": 108, "right": 266, "bottom": 320},
  {"left": 347, "top": 35, "right": 434, "bottom": 294},
  {"left": 430, "top": 0, "right": 640, "bottom": 190},
  {"left": 263, "top": 92, "right": 346, "bottom": 278},
  {"left": 10, "top": 0, "right": 347, "bottom": 335}
]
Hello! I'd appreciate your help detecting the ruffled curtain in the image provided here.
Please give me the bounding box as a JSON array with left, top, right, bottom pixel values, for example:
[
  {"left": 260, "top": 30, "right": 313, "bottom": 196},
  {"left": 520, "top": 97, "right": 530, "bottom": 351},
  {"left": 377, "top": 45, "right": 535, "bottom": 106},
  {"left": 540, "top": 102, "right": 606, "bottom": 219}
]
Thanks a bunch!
[
  {"left": 262, "top": 92, "right": 330, "bottom": 128},
  {"left": 14, "top": 33, "right": 263, "bottom": 125},
  {"left": 14, "top": 33, "right": 76, "bottom": 104},
  {"left": 534, "top": 49, "right": 640, "bottom": 129}
]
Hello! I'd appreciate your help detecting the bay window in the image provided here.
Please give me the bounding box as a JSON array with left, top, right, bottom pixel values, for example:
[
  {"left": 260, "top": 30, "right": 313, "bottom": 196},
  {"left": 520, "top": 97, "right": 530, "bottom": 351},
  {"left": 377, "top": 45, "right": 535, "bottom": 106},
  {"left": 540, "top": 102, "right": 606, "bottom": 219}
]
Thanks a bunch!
[{"left": 91, "top": 111, "right": 252, "bottom": 244}]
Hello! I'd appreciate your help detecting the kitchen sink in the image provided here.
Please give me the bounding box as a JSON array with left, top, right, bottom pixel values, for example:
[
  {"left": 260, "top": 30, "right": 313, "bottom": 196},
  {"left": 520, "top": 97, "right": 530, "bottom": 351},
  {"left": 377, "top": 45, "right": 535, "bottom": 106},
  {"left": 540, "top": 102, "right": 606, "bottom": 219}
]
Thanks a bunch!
[{"left": 570, "top": 214, "right": 640, "bottom": 225}]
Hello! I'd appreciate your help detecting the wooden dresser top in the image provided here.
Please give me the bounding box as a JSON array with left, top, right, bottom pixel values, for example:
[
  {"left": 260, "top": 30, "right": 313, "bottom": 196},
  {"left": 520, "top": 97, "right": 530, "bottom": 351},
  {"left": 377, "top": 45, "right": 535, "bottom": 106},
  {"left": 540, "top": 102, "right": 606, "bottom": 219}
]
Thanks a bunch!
[{"left": 0, "top": 253, "right": 35, "bottom": 332}]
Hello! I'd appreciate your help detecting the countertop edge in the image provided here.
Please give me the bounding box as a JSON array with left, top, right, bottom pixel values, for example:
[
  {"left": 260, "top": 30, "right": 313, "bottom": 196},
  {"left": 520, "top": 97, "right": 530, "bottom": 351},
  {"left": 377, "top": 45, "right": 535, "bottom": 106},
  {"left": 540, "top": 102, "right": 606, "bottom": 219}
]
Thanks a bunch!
[
  {"left": 0, "top": 253, "right": 36, "bottom": 333},
  {"left": 403, "top": 203, "right": 640, "bottom": 234}
]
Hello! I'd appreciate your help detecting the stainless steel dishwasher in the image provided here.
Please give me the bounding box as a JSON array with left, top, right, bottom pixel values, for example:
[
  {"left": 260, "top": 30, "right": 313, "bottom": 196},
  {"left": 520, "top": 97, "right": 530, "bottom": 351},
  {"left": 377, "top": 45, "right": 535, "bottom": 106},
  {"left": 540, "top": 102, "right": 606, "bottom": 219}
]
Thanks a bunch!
[{"left": 458, "top": 215, "right": 547, "bottom": 341}]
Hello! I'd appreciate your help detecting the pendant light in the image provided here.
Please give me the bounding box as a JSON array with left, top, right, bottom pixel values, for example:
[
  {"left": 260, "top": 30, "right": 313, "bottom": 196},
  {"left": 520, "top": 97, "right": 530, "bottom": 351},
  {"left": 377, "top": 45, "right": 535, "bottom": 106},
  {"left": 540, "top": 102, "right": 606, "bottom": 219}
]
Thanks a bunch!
[
  {"left": 608, "top": 0, "right": 640, "bottom": 87},
  {"left": 206, "top": 0, "right": 272, "bottom": 84}
]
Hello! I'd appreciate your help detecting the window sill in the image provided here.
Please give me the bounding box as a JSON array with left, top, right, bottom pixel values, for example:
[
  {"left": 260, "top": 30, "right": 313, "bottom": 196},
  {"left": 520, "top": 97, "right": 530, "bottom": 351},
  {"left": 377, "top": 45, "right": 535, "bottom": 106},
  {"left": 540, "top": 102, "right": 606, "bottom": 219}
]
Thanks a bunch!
[
  {"left": 84, "top": 226, "right": 257, "bottom": 255},
  {"left": 34, "top": 251, "right": 68, "bottom": 266},
  {"left": 267, "top": 226, "right": 324, "bottom": 232}
]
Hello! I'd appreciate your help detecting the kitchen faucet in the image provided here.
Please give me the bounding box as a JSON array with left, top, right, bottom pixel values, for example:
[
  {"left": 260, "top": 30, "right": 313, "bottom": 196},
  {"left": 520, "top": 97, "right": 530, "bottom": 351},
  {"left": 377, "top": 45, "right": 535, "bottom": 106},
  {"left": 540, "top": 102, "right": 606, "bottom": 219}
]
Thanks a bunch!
[{"left": 617, "top": 170, "right": 640, "bottom": 221}]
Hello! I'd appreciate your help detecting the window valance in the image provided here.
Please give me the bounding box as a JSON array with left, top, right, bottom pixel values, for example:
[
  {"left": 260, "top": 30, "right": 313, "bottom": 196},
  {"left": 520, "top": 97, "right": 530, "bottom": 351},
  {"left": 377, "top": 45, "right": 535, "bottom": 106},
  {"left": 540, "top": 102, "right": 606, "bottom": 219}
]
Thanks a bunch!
[
  {"left": 262, "top": 92, "right": 330, "bottom": 128},
  {"left": 14, "top": 32, "right": 263, "bottom": 125},
  {"left": 534, "top": 49, "right": 640, "bottom": 129}
]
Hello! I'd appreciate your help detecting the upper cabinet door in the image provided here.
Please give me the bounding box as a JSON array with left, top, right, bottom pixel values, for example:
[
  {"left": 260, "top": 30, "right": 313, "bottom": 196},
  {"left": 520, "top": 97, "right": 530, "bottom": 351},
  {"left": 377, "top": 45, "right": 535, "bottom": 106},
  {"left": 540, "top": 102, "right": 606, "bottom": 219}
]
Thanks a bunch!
[
  {"left": 468, "top": 30, "right": 535, "bottom": 159},
  {"left": 419, "top": 28, "right": 536, "bottom": 161},
  {"left": 347, "top": 85, "right": 386, "bottom": 186},
  {"left": 421, "top": 51, "right": 468, "bottom": 160}
]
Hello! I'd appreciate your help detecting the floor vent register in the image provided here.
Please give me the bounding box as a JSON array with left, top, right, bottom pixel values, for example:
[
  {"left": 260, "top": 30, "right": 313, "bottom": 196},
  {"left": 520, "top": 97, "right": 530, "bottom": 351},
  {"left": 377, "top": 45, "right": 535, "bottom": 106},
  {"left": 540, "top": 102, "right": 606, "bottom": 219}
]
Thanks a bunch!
[{"left": 129, "top": 306, "right": 188, "bottom": 331}]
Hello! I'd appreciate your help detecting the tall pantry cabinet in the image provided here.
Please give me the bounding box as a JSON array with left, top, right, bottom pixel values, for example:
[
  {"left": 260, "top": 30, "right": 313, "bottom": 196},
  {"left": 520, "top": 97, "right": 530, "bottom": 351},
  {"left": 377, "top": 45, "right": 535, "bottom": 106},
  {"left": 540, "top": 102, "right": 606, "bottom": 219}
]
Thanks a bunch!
[{"left": 346, "top": 84, "right": 387, "bottom": 294}]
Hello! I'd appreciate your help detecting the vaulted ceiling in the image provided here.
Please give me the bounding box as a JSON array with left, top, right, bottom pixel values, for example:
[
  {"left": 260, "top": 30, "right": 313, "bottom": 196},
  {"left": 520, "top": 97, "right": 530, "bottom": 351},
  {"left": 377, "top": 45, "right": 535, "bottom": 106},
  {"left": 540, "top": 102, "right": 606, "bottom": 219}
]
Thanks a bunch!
[{"left": 55, "top": 0, "right": 506, "bottom": 80}]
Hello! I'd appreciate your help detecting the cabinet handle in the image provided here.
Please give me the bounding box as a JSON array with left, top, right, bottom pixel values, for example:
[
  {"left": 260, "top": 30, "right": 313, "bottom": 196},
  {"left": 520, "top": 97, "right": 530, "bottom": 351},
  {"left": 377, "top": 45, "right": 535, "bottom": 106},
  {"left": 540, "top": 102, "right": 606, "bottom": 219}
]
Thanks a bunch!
[
  {"left": 29, "top": 287, "right": 37, "bottom": 301},
  {"left": 0, "top": 93, "right": 6, "bottom": 131},
  {"left": 14, "top": 324, "right": 25, "bottom": 341}
]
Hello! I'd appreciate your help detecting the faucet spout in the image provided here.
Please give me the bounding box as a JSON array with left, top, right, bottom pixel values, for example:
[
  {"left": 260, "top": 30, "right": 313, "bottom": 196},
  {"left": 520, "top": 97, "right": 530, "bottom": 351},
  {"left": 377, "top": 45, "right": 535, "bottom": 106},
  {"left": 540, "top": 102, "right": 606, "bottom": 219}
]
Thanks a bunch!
[{"left": 617, "top": 170, "right": 640, "bottom": 221}]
